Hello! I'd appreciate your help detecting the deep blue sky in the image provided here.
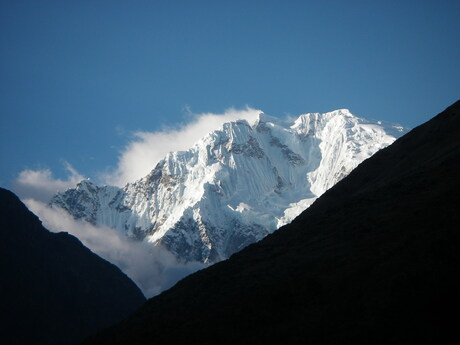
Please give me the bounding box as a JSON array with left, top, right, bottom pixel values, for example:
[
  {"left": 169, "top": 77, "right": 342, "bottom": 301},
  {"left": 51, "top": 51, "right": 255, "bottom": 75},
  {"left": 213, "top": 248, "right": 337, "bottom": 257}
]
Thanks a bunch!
[{"left": 1, "top": 0, "right": 459, "bottom": 188}]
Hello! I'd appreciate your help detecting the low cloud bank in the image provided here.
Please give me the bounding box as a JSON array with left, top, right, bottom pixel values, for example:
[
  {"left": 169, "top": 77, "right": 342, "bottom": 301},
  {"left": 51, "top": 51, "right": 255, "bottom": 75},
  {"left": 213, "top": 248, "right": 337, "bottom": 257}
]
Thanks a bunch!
[{"left": 26, "top": 199, "right": 206, "bottom": 298}]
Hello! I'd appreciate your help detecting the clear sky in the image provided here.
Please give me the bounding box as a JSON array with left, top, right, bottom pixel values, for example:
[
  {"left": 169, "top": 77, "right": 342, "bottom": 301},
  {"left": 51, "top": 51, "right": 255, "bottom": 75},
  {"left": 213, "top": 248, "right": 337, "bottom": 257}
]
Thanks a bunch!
[{"left": 1, "top": 0, "right": 459, "bottom": 191}]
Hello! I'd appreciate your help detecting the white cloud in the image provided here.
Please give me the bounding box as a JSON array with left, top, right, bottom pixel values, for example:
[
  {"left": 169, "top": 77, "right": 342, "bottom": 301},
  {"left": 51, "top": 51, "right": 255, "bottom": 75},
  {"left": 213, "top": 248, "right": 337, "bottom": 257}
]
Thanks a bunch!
[
  {"left": 13, "top": 162, "right": 84, "bottom": 202},
  {"left": 103, "top": 107, "right": 262, "bottom": 186},
  {"left": 25, "top": 199, "right": 206, "bottom": 298}
]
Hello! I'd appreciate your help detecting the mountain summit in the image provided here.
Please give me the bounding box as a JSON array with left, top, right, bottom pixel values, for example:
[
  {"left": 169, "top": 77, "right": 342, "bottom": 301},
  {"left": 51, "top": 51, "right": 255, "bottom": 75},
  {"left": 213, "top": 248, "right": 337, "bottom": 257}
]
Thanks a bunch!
[{"left": 52, "top": 110, "right": 405, "bottom": 263}]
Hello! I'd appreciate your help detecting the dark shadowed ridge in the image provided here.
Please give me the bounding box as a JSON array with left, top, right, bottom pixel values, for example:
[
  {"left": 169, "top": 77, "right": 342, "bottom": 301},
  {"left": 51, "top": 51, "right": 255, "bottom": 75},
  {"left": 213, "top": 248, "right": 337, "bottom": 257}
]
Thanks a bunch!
[
  {"left": 84, "top": 100, "right": 460, "bottom": 345},
  {"left": 0, "top": 188, "right": 146, "bottom": 345}
]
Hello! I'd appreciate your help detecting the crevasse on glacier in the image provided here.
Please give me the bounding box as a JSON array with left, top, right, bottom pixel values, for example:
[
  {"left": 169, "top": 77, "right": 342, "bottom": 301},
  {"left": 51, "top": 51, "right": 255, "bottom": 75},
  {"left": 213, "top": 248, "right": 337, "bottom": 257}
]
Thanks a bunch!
[{"left": 51, "top": 109, "right": 406, "bottom": 263}]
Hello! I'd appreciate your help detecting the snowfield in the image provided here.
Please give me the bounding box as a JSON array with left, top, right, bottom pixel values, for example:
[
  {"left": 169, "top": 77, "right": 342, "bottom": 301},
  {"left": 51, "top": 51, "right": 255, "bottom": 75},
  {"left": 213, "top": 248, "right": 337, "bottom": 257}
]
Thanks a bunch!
[{"left": 51, "top": 109, "right": 406, "bottom": 263}]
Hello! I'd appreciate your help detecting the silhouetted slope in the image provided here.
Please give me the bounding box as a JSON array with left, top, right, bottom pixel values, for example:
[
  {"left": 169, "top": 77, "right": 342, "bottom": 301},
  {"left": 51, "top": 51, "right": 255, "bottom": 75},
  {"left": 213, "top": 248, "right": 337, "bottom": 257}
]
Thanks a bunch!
[
  {"left": 85, "top": 101, "right": 460, "bottom": 345},
  {"left": 0, "top": 188, "right": 146, "bottom": 345}
]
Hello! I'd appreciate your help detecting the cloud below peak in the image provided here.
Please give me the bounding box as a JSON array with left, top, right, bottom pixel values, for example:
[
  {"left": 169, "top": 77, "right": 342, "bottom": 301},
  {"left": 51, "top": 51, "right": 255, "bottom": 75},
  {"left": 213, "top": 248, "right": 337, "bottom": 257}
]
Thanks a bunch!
[{"left": 25, "top": 199, "right": 206, "bottom": 298}]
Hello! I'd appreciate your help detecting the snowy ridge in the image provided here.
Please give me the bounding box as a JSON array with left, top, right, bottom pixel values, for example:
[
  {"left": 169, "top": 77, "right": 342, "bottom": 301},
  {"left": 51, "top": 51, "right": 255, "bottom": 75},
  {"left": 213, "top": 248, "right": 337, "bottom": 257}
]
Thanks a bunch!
[{"left": 51, "top": 110, "right": 406, "bottom": 263}]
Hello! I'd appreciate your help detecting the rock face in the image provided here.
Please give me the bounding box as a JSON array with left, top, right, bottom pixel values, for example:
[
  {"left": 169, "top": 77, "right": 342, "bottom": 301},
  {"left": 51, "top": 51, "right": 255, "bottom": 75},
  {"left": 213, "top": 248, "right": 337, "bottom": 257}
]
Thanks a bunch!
[
  {"left": 83, "top": 101, "right": 460, "bottom": 345},
  {"left": 0, "top": 188, "right": 146, "bottom": 345},
  {"left": 52, "top": 110, "right": 405, "bottom": 263}
]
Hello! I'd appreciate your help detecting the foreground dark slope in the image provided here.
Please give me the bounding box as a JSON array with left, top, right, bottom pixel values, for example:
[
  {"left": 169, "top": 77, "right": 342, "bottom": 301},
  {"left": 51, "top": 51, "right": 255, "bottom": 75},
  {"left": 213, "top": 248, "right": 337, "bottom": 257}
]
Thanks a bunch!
[
  {"left": 86, "top": 101, "right": 460, "bottom": 345},
  {"left": 0, "top": 188, "right": 146, "bottom": 345}
]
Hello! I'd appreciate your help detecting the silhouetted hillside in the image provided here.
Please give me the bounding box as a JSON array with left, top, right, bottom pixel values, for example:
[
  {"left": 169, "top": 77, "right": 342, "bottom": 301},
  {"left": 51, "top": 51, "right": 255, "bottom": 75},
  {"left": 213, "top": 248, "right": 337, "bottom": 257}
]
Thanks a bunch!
[
  {"left": 85, "top": 100, "right": 460, "bottom": 345},
  {"left": 0, "top": 188, "right": 146, "bottom": 345}
]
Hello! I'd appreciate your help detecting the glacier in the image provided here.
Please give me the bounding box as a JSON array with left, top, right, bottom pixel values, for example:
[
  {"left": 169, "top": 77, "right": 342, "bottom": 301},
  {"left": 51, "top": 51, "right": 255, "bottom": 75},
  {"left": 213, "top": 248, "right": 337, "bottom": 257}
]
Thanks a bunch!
[{"left": 51, "top": 109, "right": 406, "bottom": 263}]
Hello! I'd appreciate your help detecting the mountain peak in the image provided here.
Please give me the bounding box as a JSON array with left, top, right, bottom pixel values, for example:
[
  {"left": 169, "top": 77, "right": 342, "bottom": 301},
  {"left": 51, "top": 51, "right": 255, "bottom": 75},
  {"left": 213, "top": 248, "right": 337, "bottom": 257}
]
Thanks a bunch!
[
  {"left": 256, "top": 112, "right": 284, "bottom": 125},
  {"left": 330, "top": 108, "right": 352, "bottom": 116},
  {"left": 76, "top": 179, "right": 96, "bottom": 189},
  {"left": 52, "top": 109, "right": 407, "bottom": 263}
]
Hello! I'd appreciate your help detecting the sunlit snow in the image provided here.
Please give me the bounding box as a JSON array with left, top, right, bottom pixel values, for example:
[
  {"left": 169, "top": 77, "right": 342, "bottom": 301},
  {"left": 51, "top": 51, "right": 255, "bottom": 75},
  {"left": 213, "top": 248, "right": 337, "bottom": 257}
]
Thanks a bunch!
[{"left": 51, "top": 109, "right": 406, "bottom": 263}]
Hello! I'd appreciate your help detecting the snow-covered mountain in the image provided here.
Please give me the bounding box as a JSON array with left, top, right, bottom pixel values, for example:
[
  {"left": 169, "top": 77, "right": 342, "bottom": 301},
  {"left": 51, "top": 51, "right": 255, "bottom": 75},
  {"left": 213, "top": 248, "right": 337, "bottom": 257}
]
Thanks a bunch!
[{"left": 51, "top": 110, "right": 406, "bottom": 263}]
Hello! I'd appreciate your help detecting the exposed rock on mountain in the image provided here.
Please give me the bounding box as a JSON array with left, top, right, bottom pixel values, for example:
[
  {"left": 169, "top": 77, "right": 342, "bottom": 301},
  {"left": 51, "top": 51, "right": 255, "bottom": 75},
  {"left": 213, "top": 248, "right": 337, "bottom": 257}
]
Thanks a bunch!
[
  {"left": 84, "top": 101, "right": 460, "bottom": 345},
  {"left": 0, "top": 188, "right": 146, "bottom": 345},
  {"left": 52, "top": 110, "right": 405, "bottom": 263}
]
